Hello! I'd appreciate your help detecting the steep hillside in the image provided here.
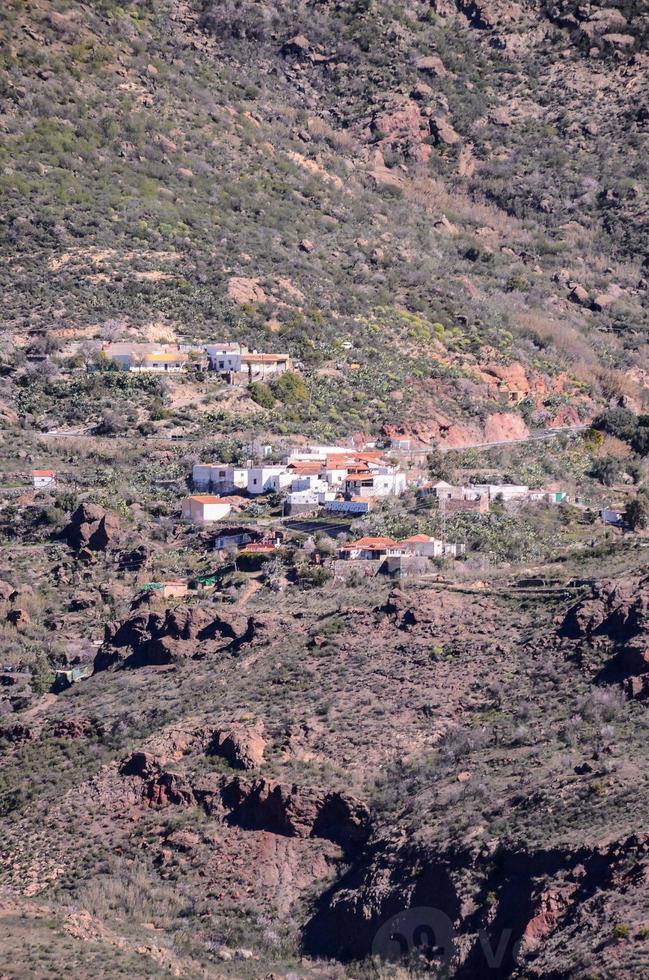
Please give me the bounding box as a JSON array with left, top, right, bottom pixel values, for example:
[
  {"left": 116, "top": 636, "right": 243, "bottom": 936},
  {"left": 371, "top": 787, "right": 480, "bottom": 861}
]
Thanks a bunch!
[{"left": 1, "top": 0, "right": 648, "bottom": 441}]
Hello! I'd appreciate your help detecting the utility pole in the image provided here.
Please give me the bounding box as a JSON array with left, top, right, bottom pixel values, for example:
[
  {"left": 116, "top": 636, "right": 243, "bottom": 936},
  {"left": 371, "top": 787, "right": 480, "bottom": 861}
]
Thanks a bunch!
[{"left": 440, "top": 493, "right": 447, "bottom": 542}]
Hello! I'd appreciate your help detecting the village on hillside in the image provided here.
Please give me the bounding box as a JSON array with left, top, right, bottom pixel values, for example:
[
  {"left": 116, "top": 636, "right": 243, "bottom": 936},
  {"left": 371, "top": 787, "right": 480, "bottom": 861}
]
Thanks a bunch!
[
  {"left": 7, "top": 327, "right": 648, "bottom": 603},
  {"left": 99, "top": 341, "right": 293, "bottom": 383}
]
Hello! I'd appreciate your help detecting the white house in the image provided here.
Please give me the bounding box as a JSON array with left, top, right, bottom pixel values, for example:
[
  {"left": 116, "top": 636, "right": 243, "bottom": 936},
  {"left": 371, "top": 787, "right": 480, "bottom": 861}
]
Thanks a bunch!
[
  {"left": 339, "top": 536, "right": 404, "bottom": 560},
  {"left": 344, "top": 467, "right": 406, "bottom": 498},
  {"left": 289, "top": 474, "right": 331, "bottom": 493},
  {"left": 247, "top": 465, "right": 292, "bottom": 495},
  {"left": 204, "top": 343, "right": 244, "bottom": 373},
  {"left": 32, "top": 469, "right": 55, "bottom": 489},
  {"left": 193, "top": 463, "right": 248, "bottom": 493},
  {"left": 241, "top": 352, "right": 292, "bottom": 379},
  {"left": 214, "top": 531, "right": 253, "bottom": 551},
  {"left": 372, "top": 468, "right": 407, "bottom": 496},
  {"left": 181, "top": 495, "right": 232, "bottom": 524},
  {"left": 400, "top": 534, "right": 445, "bottom": 558},
  {"left": 102, "top": 343, "right": 195, "bottom": 373},
  {"left": 400, "top": 534, "right": 464, "bottom": 558}
]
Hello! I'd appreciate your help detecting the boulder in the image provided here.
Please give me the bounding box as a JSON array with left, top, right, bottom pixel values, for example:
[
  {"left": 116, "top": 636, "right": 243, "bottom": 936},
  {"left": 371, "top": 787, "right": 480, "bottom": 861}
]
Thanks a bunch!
[
  {"left": 569, "top": 284, "right": 590, "bottom": 306},
  {"left": 218, "top": 777, "right": 370, "bottom": 845},
  {"left": 69, "top": 593, "right": 96, "bottom": 612},
  {"left": 410, "top": 81, "right": 433, "bottom": 101},
  {"left": 48, "top": 718, "right": 91, "bottom": 739},
  {"left": 601, "top": 33, "right": 635, "bottom": 50},
  {"left": 7, "top": 608, "right": 31, "bottom": 628},
  {"left": 370, "top": 99, "right": 430, "bottom": 163},
  {"left": 95, "top": 603, "right": 268, "bottom": 670},
  {"left": 429, "top": 116, "right": 461, "bottom": 146},
  {"left": 593, "top": 285, "right": 623, "bottom": 311},
  {"left": 0, "top": 722, "right": 35, "bottom": 743},
  {"left": 490, "top": 106, "right": 513, "bottom": 126},
  {"left": 434, "top": 215, "right": 459, "bottom": 234},
  {"left": 121, "top": 753, "right": 370, "bottom": 847},
  {"left": 414, "top": 54, "right": 447, "bottom": 77},
  {"left": 65, "top": 503, "right": 120, "bottom": 551},
  {"left": 226, "top": 276, "right": 267, "bottom": 305},
  {"left": 281, "top": 34, "right": 310, "bottom": 58},
  {"left": 209, "top": 724, "right": 266, "bottom": 770}
]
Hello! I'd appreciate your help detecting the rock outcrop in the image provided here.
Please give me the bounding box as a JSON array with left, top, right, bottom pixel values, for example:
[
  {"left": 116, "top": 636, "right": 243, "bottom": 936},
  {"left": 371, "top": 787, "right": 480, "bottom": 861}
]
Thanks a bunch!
[
  {"left": 208, "top": 724, "right": 266, "bottom": 770},
  {"left": 64, "top": 503, "right": 120, "bottom": 552},
  {"left": 95, "top": 603, "right": 272, "bottom": 670},
  {"left": 561, "top": 575, "right": 649, "bottom": 691},
  {"left": 119, "top": 752, "right": 369, "bottom": 847}
]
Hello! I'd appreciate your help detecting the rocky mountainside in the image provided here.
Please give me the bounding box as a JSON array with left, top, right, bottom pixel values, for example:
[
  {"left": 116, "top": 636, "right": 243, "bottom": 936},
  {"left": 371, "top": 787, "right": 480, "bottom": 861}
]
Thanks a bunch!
[
  {"left": 3, "top": 572, "right": 649, "bottom": 976},
  {"left": 1, "top": 0, "right": 648, "bottom": 441},
  {"left": 2, "top": 2, "right": 649, "bottom": 978}
]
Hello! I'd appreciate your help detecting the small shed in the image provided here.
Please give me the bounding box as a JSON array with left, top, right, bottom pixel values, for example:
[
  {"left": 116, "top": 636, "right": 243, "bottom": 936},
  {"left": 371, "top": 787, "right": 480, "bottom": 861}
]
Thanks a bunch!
[
  {"left": 32, "top": 469, "right": 56, "bottom": 489},
  {"left": 181, "top": 495, "right": 232, "bottom": 524}
]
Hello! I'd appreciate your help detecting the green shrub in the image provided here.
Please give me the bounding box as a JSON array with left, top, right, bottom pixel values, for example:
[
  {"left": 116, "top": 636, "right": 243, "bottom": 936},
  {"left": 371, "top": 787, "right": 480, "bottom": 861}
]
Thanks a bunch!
[{"left": 248, "top": 381, "right": 275, "bottom": 408}]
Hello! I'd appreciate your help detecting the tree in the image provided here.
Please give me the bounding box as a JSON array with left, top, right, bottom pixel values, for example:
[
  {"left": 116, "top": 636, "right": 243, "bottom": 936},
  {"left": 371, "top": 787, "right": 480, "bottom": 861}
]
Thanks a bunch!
[
  {"left": 248, "top": 381, "right": 275, "bottom": 408},
  {"left": 592, "top": 408, "right": 638, "bottom": 443},
  {"left": 626, "top": 495, "right": 649, "bottom": 530},
  {"left": 426, "top": 449, "right": 456, "bottom": 483},
  {"left": 632, "top": 425, "right": 649, "bottom": 457},
  {"left": 261, "top": 556, "right": 284, "bottom": 591},
  {"left": 270, "top": 371, "right": 308, "bottom": 405},
  {"left": 31, "top": 652, "right": 54, "bottom": 695},
  {"left": 590, "top": 456, "right": 621, "bottom": 487},
  {"left": 95, "top": 410, "right": 127, "bottom": 435}
]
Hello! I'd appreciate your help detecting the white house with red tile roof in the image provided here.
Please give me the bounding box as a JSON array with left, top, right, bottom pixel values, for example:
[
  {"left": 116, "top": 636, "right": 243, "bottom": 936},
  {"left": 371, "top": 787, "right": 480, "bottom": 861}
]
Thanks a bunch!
[
  {"left": 181, "top": 495, "right": 232, "bottom": 524},
  {"left": 399, "top": 534, "right": 445, "bottom": 558},
  {"left": 400, "top": 534, "right": 465, "bottom": 558},
  {"left": 339, "top": 536, "right": 404, "bottom": 560},
  {"left": 32, "top": 469, "right": 56, "bottom": 489}
]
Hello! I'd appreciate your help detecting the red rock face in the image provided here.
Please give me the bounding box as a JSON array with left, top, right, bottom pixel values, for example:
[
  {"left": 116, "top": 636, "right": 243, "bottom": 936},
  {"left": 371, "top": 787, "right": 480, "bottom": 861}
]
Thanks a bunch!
[
  {"left": 369, "top": 99, "right": 432, "bottom": 164},
  {"left": 95, "top": 603, "right": 274, "bottom": 670},
  {"left": 522, "top": 884, "right": 577, "bottom": 947},
  {"left": 118, "top": 750, "right": 369, "bottom": 847},
  {"left": 483, "top": 411, "right": 529, "bottom": 443}
]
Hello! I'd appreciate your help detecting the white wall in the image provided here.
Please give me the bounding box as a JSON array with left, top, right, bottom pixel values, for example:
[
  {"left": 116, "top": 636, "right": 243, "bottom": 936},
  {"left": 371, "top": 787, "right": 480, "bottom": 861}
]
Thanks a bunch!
[
  {"left": 205, "top": 346, "right": 242, "bottom": 372},
  {"left": 200, "top": 502, "right": 232, "bottom": 522},
  {"left": 247, "top": 466, "right": 288, "bottom": 494}
]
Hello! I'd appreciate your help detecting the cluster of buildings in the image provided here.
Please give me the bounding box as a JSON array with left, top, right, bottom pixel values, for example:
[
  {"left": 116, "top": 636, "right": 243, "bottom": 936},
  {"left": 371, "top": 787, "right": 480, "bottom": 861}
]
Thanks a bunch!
[
  {"left": 100, "top": 342, "right": 292, "bottom": 382},
  {"left": 184, "top": 449, "right": 575, "bottom": 525},
  {"left": 421, "top": 480, "right": 568, "bottom": 513},
  {"left": 192, "top": 445, "right": 408, "bottom": 517}
]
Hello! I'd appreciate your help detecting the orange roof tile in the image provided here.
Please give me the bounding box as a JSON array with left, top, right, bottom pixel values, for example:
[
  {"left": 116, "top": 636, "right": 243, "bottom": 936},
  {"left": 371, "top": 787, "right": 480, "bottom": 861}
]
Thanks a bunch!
[
  {"left": 187, "top": 495, "right": 231, "bottom": 504},
  {"left": 287, "top": 462, "right": 323, "bottom": 475},
  {"left": 241, "top": 353, "right": 290, "bottom": 363},
  {"left": 33, "top": 469, "right": 55, "bottom": 477}
]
